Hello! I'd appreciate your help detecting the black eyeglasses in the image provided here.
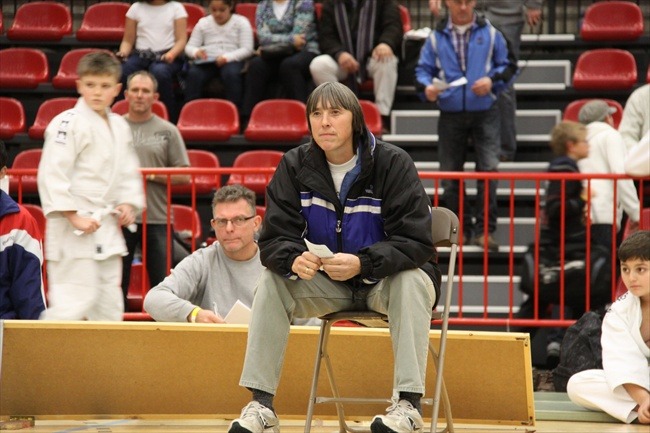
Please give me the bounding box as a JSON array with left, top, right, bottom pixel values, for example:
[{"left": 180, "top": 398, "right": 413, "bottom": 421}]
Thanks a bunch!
[{"left": 211, "top": 215, "right": 256, "bottom": 228}]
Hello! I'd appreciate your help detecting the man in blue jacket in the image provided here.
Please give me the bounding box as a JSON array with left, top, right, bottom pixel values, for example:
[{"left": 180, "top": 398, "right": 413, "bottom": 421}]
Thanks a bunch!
[
  {"left": 229, "top": 82, "right": 441, "bottom": 433},
  {"left": 415, "top": 0, "right": 516, "bottom": 251}
]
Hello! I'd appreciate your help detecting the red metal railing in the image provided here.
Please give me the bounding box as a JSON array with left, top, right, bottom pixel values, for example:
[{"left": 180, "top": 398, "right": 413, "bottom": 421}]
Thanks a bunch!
[{"left": 8, "top": 167, "right": 648, "bottom": 327}]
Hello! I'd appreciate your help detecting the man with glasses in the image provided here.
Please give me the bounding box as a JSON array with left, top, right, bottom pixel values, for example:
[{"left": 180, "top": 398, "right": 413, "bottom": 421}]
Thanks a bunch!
[{"left": 143, "top": 184, "right": 263, "bottom": 323}]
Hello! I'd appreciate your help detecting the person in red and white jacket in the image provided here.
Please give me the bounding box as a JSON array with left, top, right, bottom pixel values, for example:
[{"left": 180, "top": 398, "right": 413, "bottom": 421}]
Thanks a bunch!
[{"left": 0, "top": 140, "right": 46, "bottom": 319}]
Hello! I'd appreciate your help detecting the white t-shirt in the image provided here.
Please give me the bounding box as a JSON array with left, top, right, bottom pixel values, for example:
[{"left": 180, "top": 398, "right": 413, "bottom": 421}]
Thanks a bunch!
[{"left": 126, "top": 1, "right": 188, "bottom": 52}]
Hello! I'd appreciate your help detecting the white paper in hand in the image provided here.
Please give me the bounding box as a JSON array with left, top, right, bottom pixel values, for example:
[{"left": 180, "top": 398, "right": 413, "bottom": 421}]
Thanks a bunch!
[
  {"left": 432, "top": 76, "right": 468, "bottom": 90},
  {"left": 224, "top": 300, "right": 251, "bottom": 325},
  {"left": 305, "top": 239, "right": 334, "bottom": 258}
]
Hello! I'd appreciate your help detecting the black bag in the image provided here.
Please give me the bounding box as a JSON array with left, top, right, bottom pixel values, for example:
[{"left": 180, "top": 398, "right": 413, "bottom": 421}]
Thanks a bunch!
[
  {"left": 552, "top": 309, "right": 605, "bottom": 391},
  {"left": 259, "top": 43, "right": 296, "bottom": 61}
]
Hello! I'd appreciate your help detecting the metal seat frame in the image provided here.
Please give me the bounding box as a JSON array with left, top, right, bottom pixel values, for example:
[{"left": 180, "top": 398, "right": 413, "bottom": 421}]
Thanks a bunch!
[{"left": 305, "top": 207, "right": 460, "bottom": 433}]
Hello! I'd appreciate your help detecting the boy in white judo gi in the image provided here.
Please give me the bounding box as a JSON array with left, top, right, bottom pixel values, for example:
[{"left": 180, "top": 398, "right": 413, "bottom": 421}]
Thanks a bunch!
[
  {"left": 567, "top": 230, "right": 650, "bottom": 424},
  {"left": 37, "top": 52, "right": 145, "bottom": 321}
]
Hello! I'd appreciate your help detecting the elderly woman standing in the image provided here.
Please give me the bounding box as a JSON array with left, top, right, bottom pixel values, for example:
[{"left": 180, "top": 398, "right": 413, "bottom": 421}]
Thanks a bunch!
[
  {"left": 240, "top": 0, "right": 319, "bottom": 126},
  {"left": 117, "top": 0, "right": 188, "bottom": 122}
]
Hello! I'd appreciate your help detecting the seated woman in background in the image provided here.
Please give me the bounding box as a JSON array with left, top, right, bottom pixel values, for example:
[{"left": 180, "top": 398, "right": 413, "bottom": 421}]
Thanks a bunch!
[
  {"left": 117, "top": 0, "right": 188, "bottom": 123},
  {"left": 183, "top": 0, "right": 255, "bottom": 110},
  {"left": 241, "top": 0, "right": 319, "bottom": 126}
]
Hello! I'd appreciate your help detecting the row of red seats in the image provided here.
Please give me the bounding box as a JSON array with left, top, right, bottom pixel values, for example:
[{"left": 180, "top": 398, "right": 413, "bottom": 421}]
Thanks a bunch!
[
  {"left": 8, "top": 148, "right": 283, "bottom": 199},
  {"left": 0, "top": 96, "right": 384, "bottom": 142},
  {"left": 0, "top": 1, "right": 643, "bottom": 43},
  {"left": 0, "top": 2, "right": 412, "bottom": 42}
]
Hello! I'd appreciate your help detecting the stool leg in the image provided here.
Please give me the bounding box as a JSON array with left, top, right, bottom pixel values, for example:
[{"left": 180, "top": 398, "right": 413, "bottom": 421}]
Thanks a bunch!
[{"left": 305, "top": 319, "right": 331, "bottom": 433}]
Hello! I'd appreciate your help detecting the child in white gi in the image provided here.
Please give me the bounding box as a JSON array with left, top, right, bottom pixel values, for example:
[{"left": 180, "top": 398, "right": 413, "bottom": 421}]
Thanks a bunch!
[
  {"left": 567, "top": 230, "right": 650, "bottom": 424},
  {"left": 37, "top": 52, "right": 145, "bottom": 321}
]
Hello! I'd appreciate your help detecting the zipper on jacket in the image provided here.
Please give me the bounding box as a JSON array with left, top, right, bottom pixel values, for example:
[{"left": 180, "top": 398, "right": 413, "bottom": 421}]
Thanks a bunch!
[{"left": 336, "top": 219, "right": 342, "bottom": 251}]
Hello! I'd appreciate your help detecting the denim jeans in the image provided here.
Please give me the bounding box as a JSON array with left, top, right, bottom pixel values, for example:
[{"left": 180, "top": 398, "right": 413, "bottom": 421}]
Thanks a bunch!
[
  {"left": 239, "top": 269, "right": 435, "bottom": 395},
  {"left": 438, "top": 105, "right": 500, "bottom": 237},
  {"left": 121, "top": 224, "right": 170, "bottom": 308},
  {"left": 183, "top": 61, "right": 245, "bottom": 108}
]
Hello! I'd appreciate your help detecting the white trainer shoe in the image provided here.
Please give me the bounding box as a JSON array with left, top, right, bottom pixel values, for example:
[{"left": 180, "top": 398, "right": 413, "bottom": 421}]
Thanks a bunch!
[
  {"left": 228, "top": 401, "right": 280, "bottom": 433},
  {"left": 370, "top": 399, "right": 424, "bottom": 433}
]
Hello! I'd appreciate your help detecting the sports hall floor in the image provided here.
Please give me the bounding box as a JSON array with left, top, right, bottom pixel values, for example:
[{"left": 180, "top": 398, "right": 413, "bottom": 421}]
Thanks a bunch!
[{"left": 7, "top": 418, "right": 647, "bottom": 433}]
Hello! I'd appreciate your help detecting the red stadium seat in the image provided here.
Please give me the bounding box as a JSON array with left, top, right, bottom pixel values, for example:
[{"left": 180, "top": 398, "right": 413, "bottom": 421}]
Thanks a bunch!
[
  {"left": 7, "top": 1, "right": 72, "bottom": 41},
  {"left": 171, "top": 149, "right": 221, "bottom": 195},
  {"left": 0, "top": 48, "right": 49, "bottom": 89},
  {"left": 563, "top": 99, "right": 624, "bottom": 129},
  {"left": 111, "top": 99, "right": 169, "bottom": 121},
  {"left": 226, "top": 150, "right": 284, "bottom": 195},
  {"left": 28, "top": 97, "right": 78, "bottom": 140},
  {"left": 171, "top": 204, "right": 203, "bottom": 246},
  {"left": 647, "top": 66, "right": 650, "bottom": 84},
  {"left": 235, "top": 2, "right": 257, "bottom": 39},
  {"left": 580, "top": 1, "right": 643, "bottom": 41},
  {"left": 183, "top": 2, "right": 205, "bottom": 36},
  {"left": 572, "top": 49, "right": 637, "bottom": 91},
  {"left": 126, "top": 262, "right": 151, "bottom": 312},
  {"left": 8, "top": 149, "right": 42, "bottom": 196},
  {"left": 52, "top": 48, "right": 112, "bottom": 89},
  {"left": 359, "top": 99, "right": 383, "bottom": 137},
  {"left": 0, "top": 97, "right": 26, "bottom": 140},
  {"left": 177, "top": 99, "right": 239, "bottom": 141},
  {"left": 244, "top": 99, "right": 308, "bottom": 142},
  {"left": 398, "top": 4, "right": 412, "bottom": 33},
  {"left": 76, "top": 2, "right": 129, "bottom": 42},
  {"left": 314, "top": 3, "right": 322, "bottom": 21}
]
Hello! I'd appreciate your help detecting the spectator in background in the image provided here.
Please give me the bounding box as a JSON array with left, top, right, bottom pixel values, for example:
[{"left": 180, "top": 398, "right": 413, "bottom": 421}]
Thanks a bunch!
[
  {"left": 415, "top": 0, "right": 516, "bottom": 251},
  {"left": 241, "top": 0, "right": 319, "bottom": 127},
  {"left": 625, "top": 131, "right": 650, "bottom": 177},
  {"left": 120, "top": 71, "right": 191, "bottom": 310},
  {"left": 429, "top": 0, "right": 541, "bottom": 161},
  {"left": 309, "top": 0, "right": 403, "bottom": 132},
  {"left": 0, "top": 140, "right": 46, "bottom": 319},
  {"left": 184, "top": 0, "right": 254, "bottom": 109},
  {"left": 117, "top": 0, "right": 188, "bottom": 123},
  {"left": 37, "top": 52, "right": 144, "bottom": 321},
  {"left": 144, "top": 185, "right": 263, "bottom": 323},
  {"left": 619, "top": 84, "right": 650, "bottom": 152},
  {"left": 577, "top": 100, "right": 640, "bottom": 253}
]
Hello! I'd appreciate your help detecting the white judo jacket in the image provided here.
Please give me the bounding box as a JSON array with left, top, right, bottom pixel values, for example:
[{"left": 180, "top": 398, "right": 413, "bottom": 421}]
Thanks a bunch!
[{"left": 37, "top": 98, "right": 145, "bottom": 261}]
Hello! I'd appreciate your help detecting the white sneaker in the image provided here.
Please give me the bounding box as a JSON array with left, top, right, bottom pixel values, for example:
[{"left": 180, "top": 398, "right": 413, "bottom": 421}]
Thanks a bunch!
[
  {"left": 370, "top": 399, "right": 424, "bottom": 433},
  {"left": 228, "top": 401, "right": 280, "bottom": 433}
]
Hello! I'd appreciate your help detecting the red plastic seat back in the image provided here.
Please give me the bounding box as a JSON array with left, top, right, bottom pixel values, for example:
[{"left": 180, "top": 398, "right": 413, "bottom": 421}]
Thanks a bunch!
[
  {"left": 171, "top": 204, "right": 203, "bottom": 244},
  {"left": 398, "top": 4, "right": 412, "bottom": 33},
  {"left": 0, "top": 97, "right": 26, "bottom": 140},
  {"left": 7, "top": 1, "right": 72, "bottom": 41},
  {"left": 227, "top": 150, "right": 284, "bottom": 195},
  {"left": 183, "top": 2, "right": 205, "bottom": 36},
  {"left": 563, "top": 98, "right": 624, "bottom": 129},
  {"left": 28, "top": 97, "right": 78, "bottom": 140},
  {"left": 111, "top": 99, "right": 169, "bottom": 121},
  {"left": 9, "top": 149, "right": 42, "bottom": 195},
  {"left": 244, "top": 99, "right": 309, "bottom": 142},
  {"left": 0, "top": 48, "right": 49, "bottom": 89},
  {"left": 126, "top": 262, "right": 151, "bottom": 312},
  {"left": 580, "top": 1, "right": 643, "bottom": 41},
  {"left": 52, "top": 48, "right": 111, "bottom": 89},
  {"left": 76, "top": 2, "right": 129, "bottom": 42},
  {"left": 359, "top": 99, "right": 383, "bottom": 137},
  {"left": 572, "top": 49, "right": 637, "bottom": 90},
  {"left": 177, "top": 99, "right": 239, "bottom": 141},
  {"left": 171, "top": 149, "right": 221, "bottom": 195}
]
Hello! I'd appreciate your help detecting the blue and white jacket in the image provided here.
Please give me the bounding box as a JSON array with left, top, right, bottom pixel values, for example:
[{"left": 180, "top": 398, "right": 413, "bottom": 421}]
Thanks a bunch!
[
  {"left": 415, "top": 13, "right": 516, "bottom": 113},
  {"left": 259, "top": 129, "right": 441, "bottom": 302}
]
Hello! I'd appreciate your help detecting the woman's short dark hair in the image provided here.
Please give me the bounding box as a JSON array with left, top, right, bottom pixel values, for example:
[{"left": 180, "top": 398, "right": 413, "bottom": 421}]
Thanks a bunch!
[{"left": 306, "top": 82, "right": 366, "bottom": 140}]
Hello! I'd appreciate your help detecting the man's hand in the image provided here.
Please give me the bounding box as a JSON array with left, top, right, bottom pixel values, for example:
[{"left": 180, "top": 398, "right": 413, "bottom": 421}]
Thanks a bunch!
[
  {"left": 338, "top": 52, "right": 360, "bottom": 74},
  {"left": 371, "top": 43, "right": 394, "bottom": 62},
  {"left": 292, "top": 251, "right": 322, "bottom": 281},
  {"left": 321, "top": 253, "right": 361, "bottom": 281},
  {"left": 526, "top": 8, "right": 542, "bottom": 28},
  {"left": 196, "top": 309, "right": 225, "bottom": 324},
  {"left": 471, "top": 77, "right": 492, "bottom": 97},
  {"left": 424, "top": 84, "right": 442, "bottom": 102}
]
